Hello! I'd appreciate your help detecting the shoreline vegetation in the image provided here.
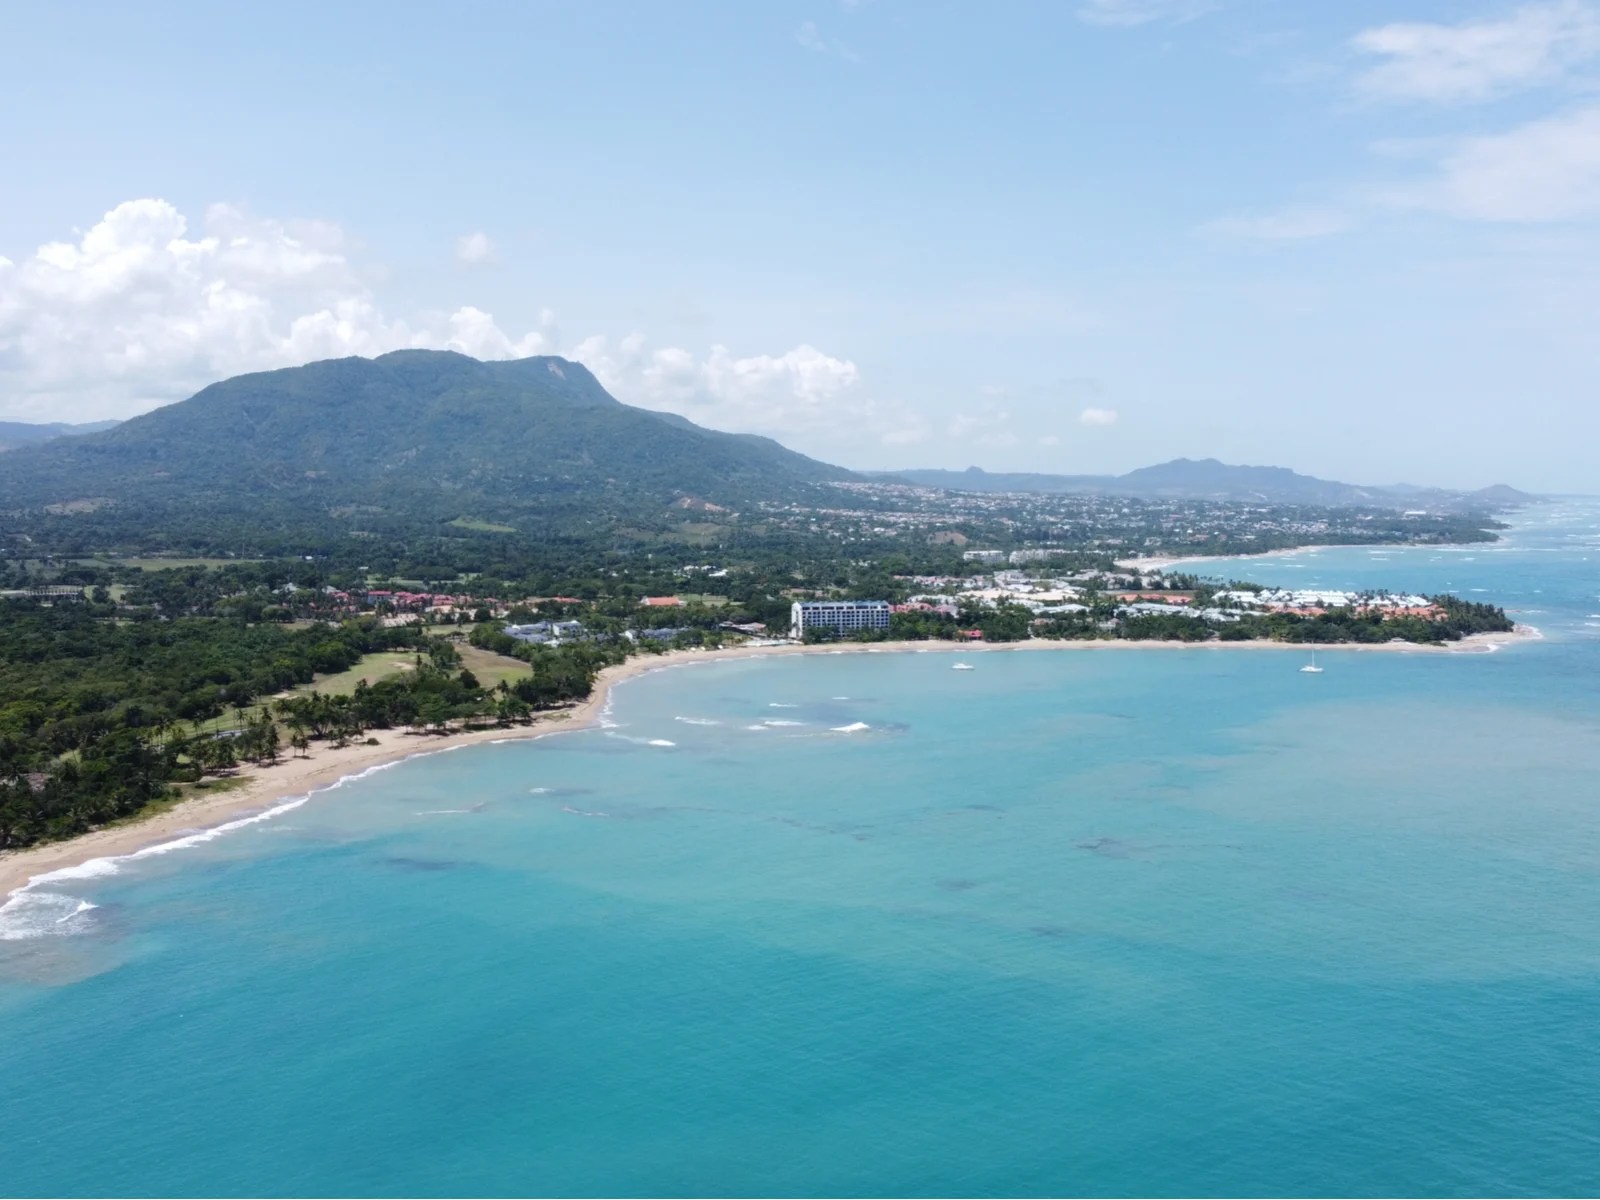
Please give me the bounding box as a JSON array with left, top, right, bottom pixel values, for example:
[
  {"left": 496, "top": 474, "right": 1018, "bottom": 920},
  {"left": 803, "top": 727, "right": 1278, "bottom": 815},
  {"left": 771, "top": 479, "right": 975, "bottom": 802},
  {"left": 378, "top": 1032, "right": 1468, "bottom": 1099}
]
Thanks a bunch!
[{"left": 0, "top": 623, "right": 1538, "bottom": 898}]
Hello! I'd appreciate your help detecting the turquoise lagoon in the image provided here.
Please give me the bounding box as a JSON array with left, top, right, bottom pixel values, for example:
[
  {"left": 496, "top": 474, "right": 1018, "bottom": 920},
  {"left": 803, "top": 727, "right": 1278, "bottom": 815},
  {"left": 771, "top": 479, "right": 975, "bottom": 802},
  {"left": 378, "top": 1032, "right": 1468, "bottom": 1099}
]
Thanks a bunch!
[{"left": 2, "top": 502, "right": 1599, "bottom": 1197}]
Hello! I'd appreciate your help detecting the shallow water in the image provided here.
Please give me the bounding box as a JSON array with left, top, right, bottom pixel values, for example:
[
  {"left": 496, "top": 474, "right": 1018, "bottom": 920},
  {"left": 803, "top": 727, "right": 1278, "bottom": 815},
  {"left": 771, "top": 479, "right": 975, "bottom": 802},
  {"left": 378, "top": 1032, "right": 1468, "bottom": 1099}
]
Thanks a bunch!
[{"left": 2, "top": 503, "right": 1599, "bottom": 1196}]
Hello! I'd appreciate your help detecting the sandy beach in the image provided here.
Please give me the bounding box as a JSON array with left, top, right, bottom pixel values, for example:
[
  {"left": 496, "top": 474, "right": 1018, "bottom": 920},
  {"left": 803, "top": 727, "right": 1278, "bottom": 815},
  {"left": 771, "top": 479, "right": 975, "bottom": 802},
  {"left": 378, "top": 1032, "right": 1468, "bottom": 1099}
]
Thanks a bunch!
[
  {"left": 1114, "top": 545, "right": 1333, "bottom": 572},
  {"left": 0, "top": 626, "right": 1538, "bottom": 898}
]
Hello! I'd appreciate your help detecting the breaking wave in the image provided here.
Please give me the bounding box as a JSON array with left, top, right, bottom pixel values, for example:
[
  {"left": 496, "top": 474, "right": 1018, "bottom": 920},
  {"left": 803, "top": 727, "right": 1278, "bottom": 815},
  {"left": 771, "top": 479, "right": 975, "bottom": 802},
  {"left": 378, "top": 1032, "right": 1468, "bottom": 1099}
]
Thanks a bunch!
[{"left": 0, "top": 751, "right": 429, "bottom": 942}]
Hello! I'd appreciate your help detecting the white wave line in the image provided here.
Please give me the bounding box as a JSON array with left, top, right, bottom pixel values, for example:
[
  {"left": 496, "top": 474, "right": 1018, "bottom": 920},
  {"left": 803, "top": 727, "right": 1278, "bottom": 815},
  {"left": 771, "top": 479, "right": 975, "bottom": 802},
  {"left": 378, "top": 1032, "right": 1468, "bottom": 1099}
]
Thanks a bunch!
[{"left": 0, "top": 740, "right": 472, "bottom": 939}]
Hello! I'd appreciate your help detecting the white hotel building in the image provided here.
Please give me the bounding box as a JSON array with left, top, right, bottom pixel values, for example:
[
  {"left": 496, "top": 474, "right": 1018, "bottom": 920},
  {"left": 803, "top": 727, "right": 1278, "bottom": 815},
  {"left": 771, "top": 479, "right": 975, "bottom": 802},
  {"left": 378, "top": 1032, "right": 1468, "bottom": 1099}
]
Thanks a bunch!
[{"left": 790, "top": 600, "right": 892, "bottom": 637}]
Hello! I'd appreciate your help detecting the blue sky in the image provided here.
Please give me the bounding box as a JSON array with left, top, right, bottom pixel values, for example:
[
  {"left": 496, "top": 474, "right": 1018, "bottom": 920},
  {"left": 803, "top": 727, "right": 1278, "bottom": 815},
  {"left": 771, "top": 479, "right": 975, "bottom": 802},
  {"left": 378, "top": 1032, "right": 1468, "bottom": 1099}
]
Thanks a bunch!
[{"left": 2, "top": 1, "right": 1598, "bottom": 490}]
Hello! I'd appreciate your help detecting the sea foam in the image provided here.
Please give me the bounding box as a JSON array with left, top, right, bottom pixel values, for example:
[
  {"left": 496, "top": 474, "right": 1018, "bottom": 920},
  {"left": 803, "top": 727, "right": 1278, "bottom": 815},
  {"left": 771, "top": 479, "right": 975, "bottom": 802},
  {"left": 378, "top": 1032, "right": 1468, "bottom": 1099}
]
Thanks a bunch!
[
  {"left": 0, "top": 752, "right": 427, "bottom": 941},
  {"left": 0, "top": 793, "right": 313, "bottom": 940}
]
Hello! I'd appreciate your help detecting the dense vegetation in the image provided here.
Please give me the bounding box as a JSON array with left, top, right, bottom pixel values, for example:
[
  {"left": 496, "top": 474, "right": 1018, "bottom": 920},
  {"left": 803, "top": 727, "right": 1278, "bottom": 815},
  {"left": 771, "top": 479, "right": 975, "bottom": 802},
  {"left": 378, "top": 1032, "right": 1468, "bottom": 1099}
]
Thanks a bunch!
[
  {"left": 0, "top": 600, "right": 612, "bottom": 851},
  {"left": 0, "top": 351, "right": 853, "bottom": 557}
]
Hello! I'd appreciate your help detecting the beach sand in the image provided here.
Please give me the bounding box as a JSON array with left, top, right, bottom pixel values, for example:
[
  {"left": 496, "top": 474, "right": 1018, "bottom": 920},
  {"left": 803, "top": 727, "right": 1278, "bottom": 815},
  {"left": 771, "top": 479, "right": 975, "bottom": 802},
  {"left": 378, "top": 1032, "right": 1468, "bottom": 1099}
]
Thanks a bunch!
[
  {"left": 1114, "top": 546, "right": 1324, "bottom": 572},
  {"left": 0, "top": 626, "right": 1537, "bottom": 897}
]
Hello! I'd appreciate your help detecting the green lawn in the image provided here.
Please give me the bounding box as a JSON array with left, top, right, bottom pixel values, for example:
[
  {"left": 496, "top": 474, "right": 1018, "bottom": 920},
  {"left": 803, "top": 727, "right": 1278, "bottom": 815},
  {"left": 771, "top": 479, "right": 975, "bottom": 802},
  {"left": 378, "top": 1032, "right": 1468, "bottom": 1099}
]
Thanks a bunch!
[
  {"left": 176, "top": 651, "right": 420, "bottom": 738},
  {"left": 126, "top": 556, "right": 262, "bottom": 570},
  {"left": 288, "top": 650, "right": 420, "bottom": 697},
  {"left": 174, "top": 646, "right": 524, "bottom": 738},
  {"left": 455, "top": 642, "right": 531, "bottom": 688}
]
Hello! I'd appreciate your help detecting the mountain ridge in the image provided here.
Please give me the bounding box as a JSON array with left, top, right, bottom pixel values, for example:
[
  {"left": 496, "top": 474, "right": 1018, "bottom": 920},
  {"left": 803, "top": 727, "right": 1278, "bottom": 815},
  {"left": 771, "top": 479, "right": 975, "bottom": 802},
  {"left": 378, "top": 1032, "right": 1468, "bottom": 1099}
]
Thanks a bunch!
[
  {"left": 878, "top": 460, "right": 1534, "bottom": 507},
  {"left": 0, "top": 351, "right": 855, "bottom": 538},
  {"left": 0, "top": 419, "right": 121, "bottom": 453}
]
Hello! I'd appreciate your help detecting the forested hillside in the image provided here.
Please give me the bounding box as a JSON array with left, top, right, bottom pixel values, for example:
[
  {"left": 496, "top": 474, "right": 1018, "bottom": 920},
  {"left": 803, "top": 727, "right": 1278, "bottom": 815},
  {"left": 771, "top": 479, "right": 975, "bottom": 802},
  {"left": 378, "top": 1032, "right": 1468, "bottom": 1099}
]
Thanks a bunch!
[{"left": 0, "top": 351, "right": 853, "bottom": 552}]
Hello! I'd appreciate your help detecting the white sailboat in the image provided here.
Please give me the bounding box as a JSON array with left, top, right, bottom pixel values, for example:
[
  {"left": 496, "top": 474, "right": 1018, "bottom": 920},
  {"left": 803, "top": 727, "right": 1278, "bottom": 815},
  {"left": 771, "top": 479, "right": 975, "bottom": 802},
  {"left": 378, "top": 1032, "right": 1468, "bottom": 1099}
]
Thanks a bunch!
[
  {"left": 1299, "top": 650, "right": 1324, "bottom": 673},
  {"left": 952, "top": 662, "right": 976, "bottom": 671}
]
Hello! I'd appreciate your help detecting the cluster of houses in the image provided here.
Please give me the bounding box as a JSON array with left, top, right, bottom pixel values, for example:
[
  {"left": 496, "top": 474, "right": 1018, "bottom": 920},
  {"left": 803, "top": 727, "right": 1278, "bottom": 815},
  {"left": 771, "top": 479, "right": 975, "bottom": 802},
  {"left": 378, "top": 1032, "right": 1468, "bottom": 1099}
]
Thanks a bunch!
[
  {"left": 869, "top": 572, "right": 1452, "bottom": 635},
  {"left": 504, "top": 620, "right": 587, "bottom": 645},
  {"left": 301, "top": 586, "right": 510, "bottom": 619},
  {"left": 1215, "top": 589, "right": 1443, "bottom": 619},
  {"left": 962, "top": 548, "right": 1072, "bottom": 565}
]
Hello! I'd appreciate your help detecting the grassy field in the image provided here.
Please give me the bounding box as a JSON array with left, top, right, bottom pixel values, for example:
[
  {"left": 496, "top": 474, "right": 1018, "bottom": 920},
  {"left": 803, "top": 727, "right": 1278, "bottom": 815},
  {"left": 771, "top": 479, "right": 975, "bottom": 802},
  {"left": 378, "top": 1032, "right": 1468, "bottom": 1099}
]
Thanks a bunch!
[
  {"left": 455, "top": 642, "right": 531, "bottom": 688},
  {"left": 178, "top": 652, "right": 420, "bottom": 737},
  {"left": 172, "top": 645, "right": 526, "bottom": 739},
  {"left": 124, "top": 556, "right": 262, "bottom": 571},
  {"left": 290, "top": 650, "right": 421, "bottom": 697}
]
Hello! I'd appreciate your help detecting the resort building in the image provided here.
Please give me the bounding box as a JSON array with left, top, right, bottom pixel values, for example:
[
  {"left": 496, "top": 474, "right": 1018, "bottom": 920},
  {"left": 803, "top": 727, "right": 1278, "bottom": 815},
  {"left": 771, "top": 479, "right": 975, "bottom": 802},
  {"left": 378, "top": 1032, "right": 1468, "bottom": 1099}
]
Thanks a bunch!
[
  {"left": 505, "top": 620, "right": 586, "bottom": 644},
  {"left": 790, "top": 599, "right": 892, "bottom": 637}
]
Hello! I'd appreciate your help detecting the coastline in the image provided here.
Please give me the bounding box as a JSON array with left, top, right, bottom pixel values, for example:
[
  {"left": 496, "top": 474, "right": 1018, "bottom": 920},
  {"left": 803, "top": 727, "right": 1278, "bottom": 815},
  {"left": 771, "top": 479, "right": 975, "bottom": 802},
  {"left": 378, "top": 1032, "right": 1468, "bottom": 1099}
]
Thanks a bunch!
[
  {"left": 0, "top": 626, "right": 1538, "bottom": 899},
  {"left": 1115, "top": 545, "right": 1319, "bottom": 572}
]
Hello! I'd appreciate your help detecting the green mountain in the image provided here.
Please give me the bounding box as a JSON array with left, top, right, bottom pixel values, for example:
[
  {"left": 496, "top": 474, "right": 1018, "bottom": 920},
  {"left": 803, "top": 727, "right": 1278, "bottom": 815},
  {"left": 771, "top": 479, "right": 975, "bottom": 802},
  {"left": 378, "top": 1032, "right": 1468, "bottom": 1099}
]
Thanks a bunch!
[
  {"left": 0, "top": 351, "right": 853, "bottom": 548},
  {"left": 0, "top": 419, "right": 120, "bottom": 453},
  {"left": 882, "top": 460, "right": 1535, "bottom": 508}
]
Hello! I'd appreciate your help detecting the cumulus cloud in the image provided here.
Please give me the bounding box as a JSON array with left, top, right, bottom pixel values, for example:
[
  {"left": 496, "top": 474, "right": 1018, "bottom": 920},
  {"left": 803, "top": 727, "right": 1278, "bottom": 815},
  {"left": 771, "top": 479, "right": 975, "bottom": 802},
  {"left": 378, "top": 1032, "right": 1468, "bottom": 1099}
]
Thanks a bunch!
[
  {"left": 1201, "top": 207, "right": 1353, "bottom": 241},
  {"left": 1383, "top": 106, "right": 1600, "bottom": 220},
  {"left": 455, "top": 231, "right": 497, "bottom": 266},
  {"left": 1077, "top": 0, "right": 1217, "bottom": 27},
  {"left": 443, "top": 306, "right": 556, "bottom": 359},
  {"left": 1352, "top": 1, "right": 1600, "bottom": 104},
  {"left": 571, "top": 333, "right": 919, "bottom": 447},
  {"left": 1080, "top": 407, "right": 1119, "bottom": 427},
  {"left": 0, "top": 199, "right": 888, "bottom": 457},
  {"left": 0, "top": 199, "right": 564, "bottom": 419},
  {"left": 947, "top": 405, "right": 1020, "bottom": 449}
]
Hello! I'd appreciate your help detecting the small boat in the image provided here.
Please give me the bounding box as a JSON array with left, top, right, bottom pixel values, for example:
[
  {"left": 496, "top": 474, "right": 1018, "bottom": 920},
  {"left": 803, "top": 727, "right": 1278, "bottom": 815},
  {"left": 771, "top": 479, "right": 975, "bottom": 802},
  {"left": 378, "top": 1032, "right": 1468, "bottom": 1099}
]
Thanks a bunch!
[
  {"left": 1299, "top": 650, "right": 1324, "bottom": 674},
  {"left": 952, "top": 662, "right": 976, "bottom": 671}
]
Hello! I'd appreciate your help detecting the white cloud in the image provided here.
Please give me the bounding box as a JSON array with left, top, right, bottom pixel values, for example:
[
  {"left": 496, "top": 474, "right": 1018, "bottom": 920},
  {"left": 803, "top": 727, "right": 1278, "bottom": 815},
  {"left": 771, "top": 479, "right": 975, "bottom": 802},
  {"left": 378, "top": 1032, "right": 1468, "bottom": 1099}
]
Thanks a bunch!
[
  {"left": 443, "top": 306, "right": 556, "bottom": 359},
  {"left": 1352, "top": 1, "right": 1600, "bottom": 104},
  {"left": 1201, "top": 206, "right": 1354, "bottom": 241},
  {"left": 0, "top": 199, "right": 560, "bottom": 419},
  {"left": 1385, "top": 106, "right": 1600, "bottom": 220},
  {"left": 1077, "top": 0, "right": 1216, "bottom": 28},
  {"left": 880, "top": 425, "right": 928, "bottom": 446},
  {"left": 0, "top": 199, "right": 886, "bottom": 456},
  {"left": 793, "top": 19, "right": 858, "bottom": 59},
  {"left": 945, "top": 405, "right": 1022, "bottom": 449},
  {"left": 1080, "top": 407, "right": 1119, "bottom": 426},
  {"left": 571, "top": 333, "right": 920, "bottom": 447},
  {"left": 455, "top": 231, "right": 497, "bottom": 266}
]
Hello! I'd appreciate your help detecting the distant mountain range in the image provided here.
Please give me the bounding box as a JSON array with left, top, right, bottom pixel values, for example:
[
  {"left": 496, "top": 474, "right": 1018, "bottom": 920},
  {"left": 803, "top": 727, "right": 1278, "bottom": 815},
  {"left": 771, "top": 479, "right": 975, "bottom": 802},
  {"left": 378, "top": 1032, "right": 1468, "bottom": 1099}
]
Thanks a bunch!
[
  {"left": 0, "top": 355, "right": 1535, "bottom": 560},
  {"left": 0, "top": 419, "right": 120, "bottom": 453},
  {"left": 0, "top": 352, "right": 854, "bottom": 541},
  {"left": 880, "top": 461, "right": 1534, "bottom": 508}
]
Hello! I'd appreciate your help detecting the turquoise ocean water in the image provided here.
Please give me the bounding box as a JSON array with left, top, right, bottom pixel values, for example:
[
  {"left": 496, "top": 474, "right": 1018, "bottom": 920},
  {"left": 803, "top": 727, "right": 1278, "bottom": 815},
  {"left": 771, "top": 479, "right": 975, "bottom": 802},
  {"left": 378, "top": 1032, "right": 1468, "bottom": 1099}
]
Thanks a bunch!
[{"left": 2, "top": 502, "right": 1599, "bottom": 1197}]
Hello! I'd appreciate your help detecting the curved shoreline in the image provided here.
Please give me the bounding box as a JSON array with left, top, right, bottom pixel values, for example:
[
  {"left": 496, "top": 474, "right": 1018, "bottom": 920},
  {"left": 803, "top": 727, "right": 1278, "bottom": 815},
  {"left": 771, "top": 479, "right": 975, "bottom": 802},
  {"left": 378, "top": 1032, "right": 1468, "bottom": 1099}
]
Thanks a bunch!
[{"left": 0, "top": 626, "right": 1538, "bottom": 901}]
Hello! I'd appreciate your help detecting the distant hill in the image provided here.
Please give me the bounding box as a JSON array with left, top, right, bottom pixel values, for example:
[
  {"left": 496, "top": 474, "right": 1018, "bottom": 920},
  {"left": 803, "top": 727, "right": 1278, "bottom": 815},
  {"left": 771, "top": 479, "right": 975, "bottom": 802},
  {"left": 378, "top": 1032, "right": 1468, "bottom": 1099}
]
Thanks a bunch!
[
  {"left": 0, "top": 420, "right": 120, "bottom": 453},
  {"left": 881, "top": 459, "right": 1534, "bottom": 508},
  {"left": 0, "top": 351, "right": 853, "bottom": 544},
  {"left": 1468, "top": 484, "right": 1536, "bottom": 505}
]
